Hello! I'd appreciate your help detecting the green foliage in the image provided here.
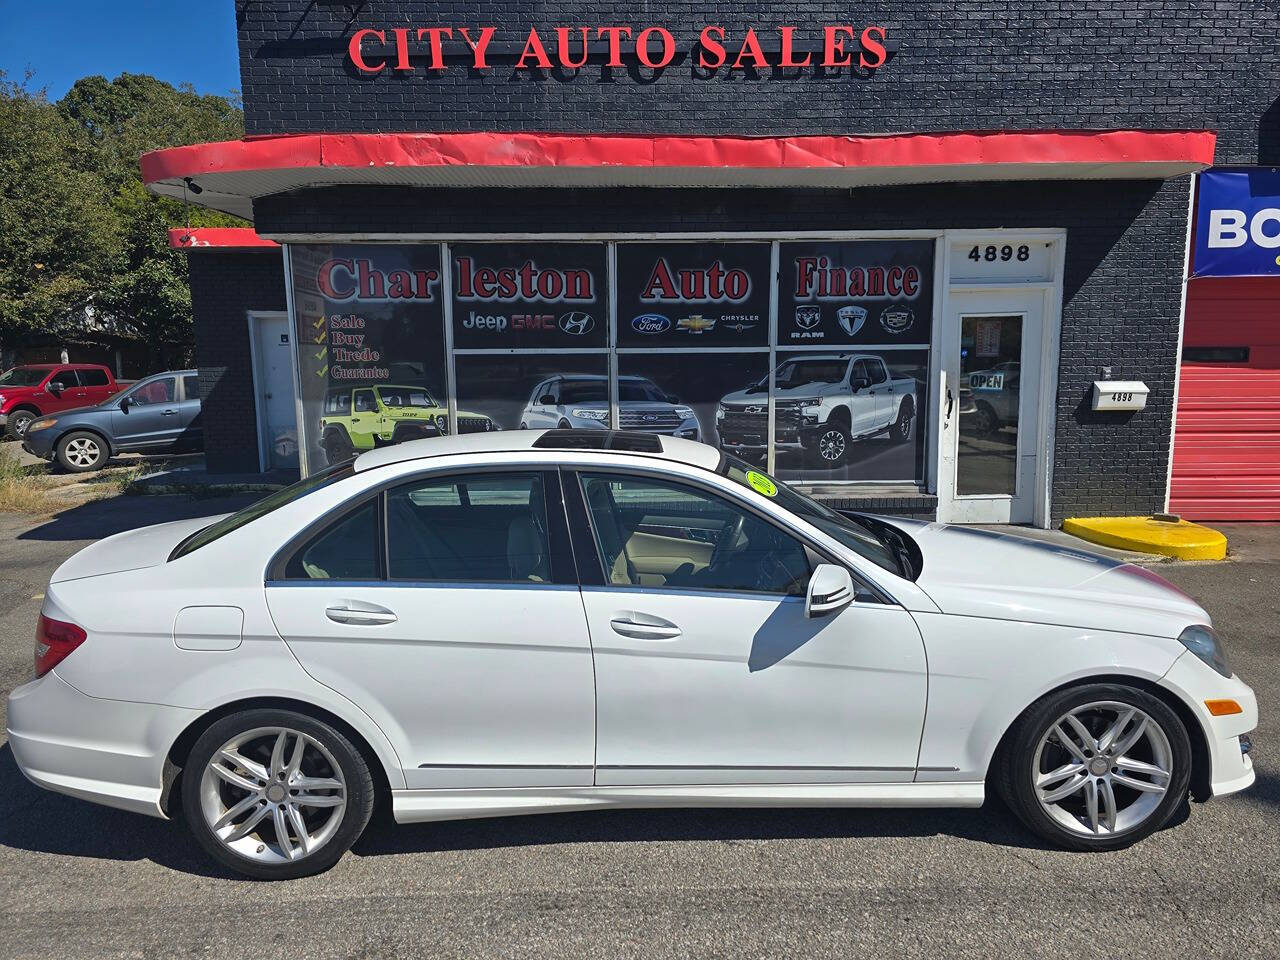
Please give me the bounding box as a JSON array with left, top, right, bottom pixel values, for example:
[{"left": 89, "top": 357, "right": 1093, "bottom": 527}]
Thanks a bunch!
[{"left": 0, "top": 70, "right": 245, "bottom": 363}]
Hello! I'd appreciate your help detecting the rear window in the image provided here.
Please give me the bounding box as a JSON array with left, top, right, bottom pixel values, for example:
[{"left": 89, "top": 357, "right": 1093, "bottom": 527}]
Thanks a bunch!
[
  {"left": 169, "top": 462, "right": 355, "bottom": 560},
  {"left": 79, "top": 368, "right": 110, "bottom": 386}
]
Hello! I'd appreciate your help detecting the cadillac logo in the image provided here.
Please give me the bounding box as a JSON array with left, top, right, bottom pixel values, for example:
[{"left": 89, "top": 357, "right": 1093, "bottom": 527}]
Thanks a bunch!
[
  {"left": 794, "top": 305, "right": 821, "bottom": 330},
  {"left": 879, "top": 305, "right": 914, "bottom": 335},
  {"left": 837, "top": 305, "right": 868, "bottom": 337},
  {"left": 558, "top": 311, "right": 595, "bottom": 336}
]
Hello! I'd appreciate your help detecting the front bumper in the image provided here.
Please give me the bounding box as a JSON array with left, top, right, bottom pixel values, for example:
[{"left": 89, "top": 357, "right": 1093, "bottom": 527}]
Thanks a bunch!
[
  {"left": 1159, "top": 652, "right": 1258, "bottom": 798},
  {"left": 21, "top": 428, "right": 56, "bottom": 459},
  {"left": 7, "top": 670, "right": 201, "bottom": 819}
]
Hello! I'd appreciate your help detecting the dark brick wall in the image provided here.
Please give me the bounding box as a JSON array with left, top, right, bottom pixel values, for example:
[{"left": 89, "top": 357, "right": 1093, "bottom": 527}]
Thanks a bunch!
[
  {"left": 254, "top": 177, "right": 1187, "bottom": 522},
  {"left": 236, "top": 1, "right": 1280, "bottom": 165},
  {"left": 187, "top": 249, "right": 287, "bottom": 473}
]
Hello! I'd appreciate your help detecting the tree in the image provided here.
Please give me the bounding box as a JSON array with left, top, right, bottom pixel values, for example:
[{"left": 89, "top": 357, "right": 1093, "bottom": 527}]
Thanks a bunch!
[{"left": 0, "top": 73, "right": 118, "bottom": 344}]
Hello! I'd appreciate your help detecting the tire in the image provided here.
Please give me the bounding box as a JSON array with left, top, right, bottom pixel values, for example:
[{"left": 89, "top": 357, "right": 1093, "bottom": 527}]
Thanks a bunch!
[
  {"left": 181, "top": 708, "right": 375, "bottom": 880},
  {"left": 996, "top": 683, "right": 1192, "bottom": 851},
  {"left": 6, "top": 409, "right": 36, "bottom": 440},
  {"left": 813, "top": 418, "right": 850, "bottom": 467},
  {"left": 323, "top": 430, "right": 354, "bottom": 466},
  {"left": 971, "top": 401, "right": 1000, "bottom": 436},
  {"left": 891, "top": 400, "right": 914, "bottom": 443},
  {"left": 55, "top": 431, "right": 109, "bottom": 472}
]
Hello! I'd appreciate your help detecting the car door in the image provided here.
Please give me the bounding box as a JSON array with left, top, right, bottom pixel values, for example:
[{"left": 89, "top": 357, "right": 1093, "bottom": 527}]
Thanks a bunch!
[
  {"left": 264, "top": 468, "right": 596, "bottom": 790},
  {"left": 43, "top": 368, "right": 79, "bottom": 411},
  {"left": 866, "top": 357, "right": 893, "bottom": 429},
  {"left": 110, "top": 375, "right": 180, "bottom": 447},
  {"left": 568, "top": 468, "right": 928, "bottom": 786},
  {"left": 348, "top": 388, "right": 380, "bottom": 449},
  {"left": 77, "top": 368, "right": 115, "bottom": 405},
  {"left": 178, "top": 374, "right": 203, "bottom": 445},
  {"left": 528, "top": 379, "right": 558, "bottom": 428}
]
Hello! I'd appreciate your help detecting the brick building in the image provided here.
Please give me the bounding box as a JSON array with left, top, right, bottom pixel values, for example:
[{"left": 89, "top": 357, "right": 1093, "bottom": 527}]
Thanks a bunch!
[{"left": 143, "top": 1, "right": 1280, "bottom": 526}]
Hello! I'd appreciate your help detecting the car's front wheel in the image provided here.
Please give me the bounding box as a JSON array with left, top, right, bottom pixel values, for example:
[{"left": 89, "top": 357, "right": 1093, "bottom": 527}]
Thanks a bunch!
[
  {"left": 323, "top": 431, "right": 354, "bottom": 466},
  {"left": 56, "top": 431, "right": 109, "bottom": 472},
  {"left": 997, "top": 683, "right": 1191, "bottom": 851},
  {"left": 181, "top": 709, "right": 375, "bottom": 880},
  {"left": 6, "top": 409, "right": 35, "bottom": 439},
  {"left": 814, "top": 423, "right": 849, "bottom": 466}
]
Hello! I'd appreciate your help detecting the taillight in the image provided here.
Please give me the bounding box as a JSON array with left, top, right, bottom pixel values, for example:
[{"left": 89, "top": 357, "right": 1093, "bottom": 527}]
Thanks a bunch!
[{"left": 34, "top": 614, "right": 87, "bottom": 678}]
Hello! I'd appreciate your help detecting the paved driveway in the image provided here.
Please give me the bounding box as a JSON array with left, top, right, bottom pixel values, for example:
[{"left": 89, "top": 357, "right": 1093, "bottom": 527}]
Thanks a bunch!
[{"left": 0, "top": 501, "right": 1275, "bottom": 959}]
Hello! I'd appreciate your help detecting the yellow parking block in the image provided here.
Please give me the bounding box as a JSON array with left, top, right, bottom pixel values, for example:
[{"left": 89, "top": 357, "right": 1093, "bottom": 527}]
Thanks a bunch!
[{"left": 1062, "top": 516, "right": 1227, "bottom": 561}]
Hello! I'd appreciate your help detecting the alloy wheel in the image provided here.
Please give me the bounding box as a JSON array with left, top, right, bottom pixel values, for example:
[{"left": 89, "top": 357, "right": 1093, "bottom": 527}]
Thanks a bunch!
[
  {"left": 199, "top": 726, "right": 347, "bottom": 864},
  {"left": 63, "top": 437, "right": 101, "bottom": 468},
  {"left": 1032, "top": 700, "right": 1173, "bottom": 837},
  {"left": 818, "top": 429, "right": 846, "bottom": 462}
]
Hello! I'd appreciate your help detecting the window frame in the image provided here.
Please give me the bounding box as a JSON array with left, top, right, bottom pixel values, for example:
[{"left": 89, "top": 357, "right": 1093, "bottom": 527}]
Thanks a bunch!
[
  {"left": 266, "top": 465, "right": 578, "bottom": 587},
  {"left": 352, "top": 388, "right": 378, "bottom": 414},
  {"left": 180, "top": 374, "right": 201, "bottom": 401},
  {"left": 563, "top": 465, "right": 874, "bottom": 600}
]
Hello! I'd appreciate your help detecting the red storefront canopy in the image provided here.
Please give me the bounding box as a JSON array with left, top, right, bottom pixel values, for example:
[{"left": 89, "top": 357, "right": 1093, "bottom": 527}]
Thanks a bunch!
[{"left": 143, "top": 130, "right": 1217, "bottom": 222}]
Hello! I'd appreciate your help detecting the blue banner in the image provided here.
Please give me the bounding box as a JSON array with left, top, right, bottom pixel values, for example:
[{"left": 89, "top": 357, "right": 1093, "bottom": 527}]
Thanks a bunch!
[{"left": 1194, "top": 169, "right": 1280, "bottom": 277}]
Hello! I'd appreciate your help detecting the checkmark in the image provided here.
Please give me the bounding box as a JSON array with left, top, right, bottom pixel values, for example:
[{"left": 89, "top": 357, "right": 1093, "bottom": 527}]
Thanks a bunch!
[
  {"left": 315, "top": 365, "right": 328, "bottom": 378},
  {"left": 313, "top": 315, "right": 326, "bottom": 329},
  {"left": 314, "top": 330, "right": 327, "bottom": 344},
  {"left": 314, "top": 346, "right": 327, "bottom": 361}
]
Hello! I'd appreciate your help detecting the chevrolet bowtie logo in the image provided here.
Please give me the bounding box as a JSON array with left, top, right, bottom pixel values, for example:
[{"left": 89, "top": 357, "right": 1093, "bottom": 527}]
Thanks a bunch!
[{"left": 677, "top": 315, "right": 716, "bottom": 334}]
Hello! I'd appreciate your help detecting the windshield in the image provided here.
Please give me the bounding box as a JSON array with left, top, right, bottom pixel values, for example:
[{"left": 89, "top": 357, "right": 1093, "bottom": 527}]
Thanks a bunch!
[
  {"left": 378, "top": 386, "right": 436, "bottom": 408},
  {"left": 775, "top": 360, "right": 848, "bottom": 387},
  {"left": 717, "top": 454, "right": 909, "bottom": 577},
  {"left": 0, "top": 368, "right": 49, "bottom": 387},
  {"left": 170, "top": 461, "right": 356, "bottom": 560},
  {"left": 618, "top": 379, "right": 668, "bottom": 403},
  {"left": 558, "top": 380, "right": 607, "bottom": 404}
]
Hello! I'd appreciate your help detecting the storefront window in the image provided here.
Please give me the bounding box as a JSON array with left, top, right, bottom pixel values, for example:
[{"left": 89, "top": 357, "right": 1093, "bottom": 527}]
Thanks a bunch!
[
  {"left": 454, "top": 354, "right": 609, "bottom": 432},
  {"left": 289, "top": 244, "right": 447, "bottom": 469}
]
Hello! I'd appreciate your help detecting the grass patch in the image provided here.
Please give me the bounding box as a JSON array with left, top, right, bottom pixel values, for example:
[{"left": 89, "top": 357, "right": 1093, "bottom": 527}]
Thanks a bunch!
[{"left": 0, "top": 445, "right": 61, "bottom": 515}]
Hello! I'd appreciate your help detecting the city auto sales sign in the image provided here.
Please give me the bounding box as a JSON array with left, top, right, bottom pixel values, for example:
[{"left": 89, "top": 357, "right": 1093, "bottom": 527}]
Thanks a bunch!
[{"left": 348, "top": 24, "right": 893, "bottom": 75}]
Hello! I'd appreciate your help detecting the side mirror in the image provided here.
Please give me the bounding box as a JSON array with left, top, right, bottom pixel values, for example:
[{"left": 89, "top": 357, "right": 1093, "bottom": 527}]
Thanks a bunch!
[
  {"left": 47, "top": 380, "right": 65, "bottom": 394},
  {"left": 539, "top": 394, "right": 556, "bottom": 405},
  {"left": 118, "top": 396, "right": 131, "bottom": 411},
  {"left": 850, "top": 377, "right": 870, "bottom": 392},
  {"left": 805, "top": 563, "right": 855, "bottom": 618}
]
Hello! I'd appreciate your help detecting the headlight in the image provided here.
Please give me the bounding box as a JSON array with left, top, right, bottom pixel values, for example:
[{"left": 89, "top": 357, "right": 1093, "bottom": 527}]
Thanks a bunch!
[
  {"left": 1178, "top": 624, "right": 1231, "bottom": 678},
  {"left": 570, "top": 408, "right": 610, "bottom": 421},
  {"left": 716, "top": 404, "right": 726, "bottom": 420},
  {"left": 675, "top": 406, "right": 695, "bottom": 420},
  {"left": 29, "top": 417, "right": 57, "bottom": 432}
]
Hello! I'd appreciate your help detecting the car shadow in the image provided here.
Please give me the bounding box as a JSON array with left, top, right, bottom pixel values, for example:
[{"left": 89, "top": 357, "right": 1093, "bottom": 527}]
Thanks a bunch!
[
  {"left": 15, "top": 493, "right": 262, "bottom": 543},
  {"left": 0, "top": 742, "right": 1051, "bottom": 877}
]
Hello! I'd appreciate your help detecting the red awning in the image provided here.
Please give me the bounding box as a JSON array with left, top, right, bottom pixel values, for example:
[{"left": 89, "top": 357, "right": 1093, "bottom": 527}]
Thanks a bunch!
[
  {"left": 168, "top": 227, "right": 279, "bottom": 249},
  {"left": 143, "top": 130, "right": 1217, "bottom": 222}
]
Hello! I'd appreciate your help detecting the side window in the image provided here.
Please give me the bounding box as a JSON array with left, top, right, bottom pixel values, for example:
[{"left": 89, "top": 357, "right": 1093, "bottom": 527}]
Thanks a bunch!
[
  {"left": 80, "top": 368, "right": 110, "bottom": 387},
  {"left": 530, "top": 381, "right": 547, "bottom": 404},
  {"left": 578, "top": 473, "right": 811, "bottom": 596},
  {"left": 387, "top": 472, "right": 552, "bottom": 583},
  {"left": 53, "top": 369, "right": 81, "bottom": 388},
  {"left": 869, "top": 359, "right": 888, "bottom": 385},
  {"left": 283, "top": 499, "right": 381, "bottom": 580},
  {"left": 130, "top": 377, "right": 176, "bottom": 406},
  {"left": 182, "top": 375, "right": 201, "bottom": 400},
  {"left": 353, "top": 389, "right": 377, "bottom": 413},
  {"left": 545, "top": 380, "right": 559, "bottom": 403}
]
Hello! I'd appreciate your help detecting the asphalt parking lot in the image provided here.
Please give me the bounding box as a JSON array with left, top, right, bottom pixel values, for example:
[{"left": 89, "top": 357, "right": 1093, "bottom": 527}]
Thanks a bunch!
[{"left": 0, "top": 498, "right": 1275, "bottom": 959}]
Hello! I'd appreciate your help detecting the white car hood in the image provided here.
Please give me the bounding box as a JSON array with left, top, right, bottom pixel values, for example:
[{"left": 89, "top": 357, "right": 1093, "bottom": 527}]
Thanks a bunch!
[
  {"left": 897, "top": 521, "right": 1206, "bottom": 638},
  {"left": 50, "top": 515, "right": 230, "bottom": 583},
  {"left": 723, "top": 384, "right": 840, "bottom": 404}
]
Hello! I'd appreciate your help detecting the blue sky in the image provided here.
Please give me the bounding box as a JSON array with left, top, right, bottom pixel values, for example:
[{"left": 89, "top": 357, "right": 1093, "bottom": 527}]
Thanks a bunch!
[{"left": 0, "top": 1, "right": 241, "bottom": 100}]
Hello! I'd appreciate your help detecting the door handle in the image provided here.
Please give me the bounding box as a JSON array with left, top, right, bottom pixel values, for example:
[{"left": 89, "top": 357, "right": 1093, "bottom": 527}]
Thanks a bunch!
[
  {"left": 161, "top": 408, "right": 178, "bottom": 416},
  {"left": 946, "top": 389, "right": 954, "bottom": 419},
  {"left": 610, "top": 613, "right": 681, "bottom": 640},
  {"left": 326, "top": 601, "right": 398, "bottom": 626}
]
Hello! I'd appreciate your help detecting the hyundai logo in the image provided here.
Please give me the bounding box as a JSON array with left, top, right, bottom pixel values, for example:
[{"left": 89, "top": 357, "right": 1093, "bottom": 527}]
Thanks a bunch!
[
  {"left": 559, "top": 311, "right": 595, "bottom": 336},
  {"left": 632, "top": 314, "right": 671, "bottom": 334}
]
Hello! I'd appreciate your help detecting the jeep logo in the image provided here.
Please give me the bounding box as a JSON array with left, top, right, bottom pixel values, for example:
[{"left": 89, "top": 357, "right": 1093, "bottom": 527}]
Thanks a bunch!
[{"left": 559, "top": 311, "right": 595, "bottom": 336}]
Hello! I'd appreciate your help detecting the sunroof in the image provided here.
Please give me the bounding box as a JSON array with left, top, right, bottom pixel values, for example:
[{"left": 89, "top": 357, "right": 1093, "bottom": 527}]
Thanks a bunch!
[{"left": 532, "top": 430, "right": 664, "bottom": 453}]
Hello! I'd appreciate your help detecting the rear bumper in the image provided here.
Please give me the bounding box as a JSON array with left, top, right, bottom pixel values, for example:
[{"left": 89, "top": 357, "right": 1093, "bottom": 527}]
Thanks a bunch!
[{"left": 6, "top": 670, "right": 201, "bottom": 819}]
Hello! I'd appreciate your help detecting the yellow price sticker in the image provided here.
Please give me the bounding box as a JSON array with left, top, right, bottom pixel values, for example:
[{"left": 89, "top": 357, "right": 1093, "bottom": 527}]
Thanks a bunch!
[{"left": 745, "top": 470, "right": 777, "bottom": 497}]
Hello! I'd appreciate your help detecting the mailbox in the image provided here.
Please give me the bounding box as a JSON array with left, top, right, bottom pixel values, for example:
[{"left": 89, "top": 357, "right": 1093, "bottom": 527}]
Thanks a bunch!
[{"left": 1091, "top": 380, "right": 1149, "bottom": 412}]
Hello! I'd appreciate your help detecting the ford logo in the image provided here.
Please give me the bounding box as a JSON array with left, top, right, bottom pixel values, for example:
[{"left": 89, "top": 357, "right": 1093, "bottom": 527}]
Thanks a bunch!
[
  {"left": 558, "top": 311, "right": 595, "bottom": 336},
  {"left": 632, "top": 314, "right": 671, "bottom": 334}
]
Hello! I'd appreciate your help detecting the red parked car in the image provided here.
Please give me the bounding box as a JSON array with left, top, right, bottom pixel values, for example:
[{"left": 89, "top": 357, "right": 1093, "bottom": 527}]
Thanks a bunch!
[{"left": 0, "top": 364, "right": 124, "bottom": 439}]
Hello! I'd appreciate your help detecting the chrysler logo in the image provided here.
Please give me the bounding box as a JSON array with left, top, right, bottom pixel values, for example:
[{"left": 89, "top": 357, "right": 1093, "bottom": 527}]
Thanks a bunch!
[{"left": 559, "top": 311, "right": 595, "bottom": 336}]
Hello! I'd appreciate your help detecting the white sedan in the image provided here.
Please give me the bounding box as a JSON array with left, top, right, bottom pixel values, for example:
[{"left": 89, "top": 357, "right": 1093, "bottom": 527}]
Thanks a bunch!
[{"left": 7, "top": 430, "right": 1257, "bottom": 879}]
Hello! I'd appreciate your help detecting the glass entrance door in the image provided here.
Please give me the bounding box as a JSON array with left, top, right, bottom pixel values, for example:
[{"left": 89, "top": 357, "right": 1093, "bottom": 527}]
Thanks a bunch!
[{"left": 937, "top": 291, "right": 1045, "bottom": 524}]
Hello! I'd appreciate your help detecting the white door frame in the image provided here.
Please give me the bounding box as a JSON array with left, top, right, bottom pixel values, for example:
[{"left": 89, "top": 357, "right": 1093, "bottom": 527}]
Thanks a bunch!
[
  {"left": 247, "top": 311, "right": 292, "bottom": 473},
  {"left": 936, "top": 231, "right": 1066, "bottom": 528}
]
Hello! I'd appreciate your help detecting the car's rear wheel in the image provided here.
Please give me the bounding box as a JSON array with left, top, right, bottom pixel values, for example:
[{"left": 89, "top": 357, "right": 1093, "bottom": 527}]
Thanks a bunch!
[
  {"left": 997, "top": 683, "right": 1191, "bottom": 851},
  {"left": 891, "top": 401, "right": 914, "bottom": 443},
  {"left": 181, "top": 709, "right": 375, "bottom": 880},
  {"left": 6, "top": 409, "right": 35, "bottom": 439},
  {"left": 323, "top": 430, "right": 354, "bottom": 466},
  {"left": 56, "top": 431, "right": 108, "bottom": 472},
  {"left": 971, "top": 400, "right": 1000, "bottom": 435}
]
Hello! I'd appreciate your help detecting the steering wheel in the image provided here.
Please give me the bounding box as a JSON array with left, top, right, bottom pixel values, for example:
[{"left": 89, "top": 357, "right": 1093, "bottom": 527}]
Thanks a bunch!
[{"left": 710, "top": 513, "right": 746, "bottom": 568}]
